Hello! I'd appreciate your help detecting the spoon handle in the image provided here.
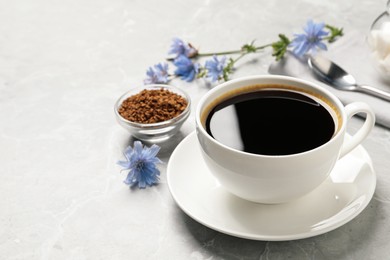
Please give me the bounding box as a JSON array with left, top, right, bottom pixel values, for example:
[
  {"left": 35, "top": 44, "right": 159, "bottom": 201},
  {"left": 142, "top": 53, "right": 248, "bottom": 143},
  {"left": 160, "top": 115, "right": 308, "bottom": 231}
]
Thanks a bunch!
[{"left": 358, "top": 85, "right": 390, "bottom": 102}]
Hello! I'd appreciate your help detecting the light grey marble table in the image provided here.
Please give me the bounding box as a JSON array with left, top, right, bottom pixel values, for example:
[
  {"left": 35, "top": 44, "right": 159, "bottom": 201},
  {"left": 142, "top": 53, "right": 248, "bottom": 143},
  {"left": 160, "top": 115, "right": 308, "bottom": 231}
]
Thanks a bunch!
[{"left": 1, "top": 0, "right": 390, "bottom": 259}]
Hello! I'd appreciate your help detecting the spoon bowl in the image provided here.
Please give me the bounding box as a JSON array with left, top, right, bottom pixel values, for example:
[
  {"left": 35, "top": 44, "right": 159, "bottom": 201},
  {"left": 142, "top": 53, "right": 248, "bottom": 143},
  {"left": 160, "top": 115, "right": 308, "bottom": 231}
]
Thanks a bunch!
[
  {"left": 308, "top": 55, "right": 357, "bottom": 90},
  {"left": 308, "top": 55, "right": 390, "bottom": 101}
]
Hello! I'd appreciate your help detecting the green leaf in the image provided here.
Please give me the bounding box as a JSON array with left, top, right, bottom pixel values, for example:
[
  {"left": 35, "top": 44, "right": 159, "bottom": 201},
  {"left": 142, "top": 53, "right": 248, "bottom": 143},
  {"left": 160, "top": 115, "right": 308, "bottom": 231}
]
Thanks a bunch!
[
  {"left": 325, "top": 25, "right": 344, "bottom": 43},
  {"left": 241, "top": 40, "right": 257, "bottom": 53},
  {"left": 271, "top": 34, "right": 291, "bottom": 61},
  {"left": 222, "top": 58, "right": 235, "bottom": 81}
]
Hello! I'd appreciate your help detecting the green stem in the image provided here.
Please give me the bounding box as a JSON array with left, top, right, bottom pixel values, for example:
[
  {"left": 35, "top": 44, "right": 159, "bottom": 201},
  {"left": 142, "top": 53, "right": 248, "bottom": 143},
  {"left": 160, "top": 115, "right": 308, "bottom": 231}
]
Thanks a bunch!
[
  {"left": 233, "top": 53, "right": 246, "bottom": 63},
  {"left": 197, "top": 50, "right": 243, "bottom": 57},
  {"left": 197, "top": 43, "right": 272, "bottom": 57},
  {"left": 255, "top": 43, "right": 273, "bottom": 50},
  {"left": 323, "top": 36, "right": 332, "bottom": 41}
]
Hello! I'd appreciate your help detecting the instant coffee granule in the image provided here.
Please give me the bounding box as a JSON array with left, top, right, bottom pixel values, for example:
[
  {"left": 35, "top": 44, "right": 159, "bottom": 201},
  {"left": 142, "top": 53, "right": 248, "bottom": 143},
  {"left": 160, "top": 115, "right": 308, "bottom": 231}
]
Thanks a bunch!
[{"left": 118, "top": 88, "right": 188, "bottom": 124}]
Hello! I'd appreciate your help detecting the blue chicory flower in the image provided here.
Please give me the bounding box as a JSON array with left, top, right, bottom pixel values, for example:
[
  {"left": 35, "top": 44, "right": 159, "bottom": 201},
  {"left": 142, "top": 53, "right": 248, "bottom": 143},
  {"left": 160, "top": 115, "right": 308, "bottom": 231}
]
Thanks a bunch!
[
  {"left": 144, "top": 62, "right": 169, "bottom": 84},
  {"left": 289, "top": 20, "right": 329, "bottom": 57},
  {"left": 204, "top": 55, "right": 227, "bottom": 82},
  {"left": 117, "top": 141, "right": 162, "bottom": 189},
  {"left": 173, "top": 55, "right": 200, "bottom": 82},
  {"left": 168, "top": 37, "right": 197, "bottom": 58}
]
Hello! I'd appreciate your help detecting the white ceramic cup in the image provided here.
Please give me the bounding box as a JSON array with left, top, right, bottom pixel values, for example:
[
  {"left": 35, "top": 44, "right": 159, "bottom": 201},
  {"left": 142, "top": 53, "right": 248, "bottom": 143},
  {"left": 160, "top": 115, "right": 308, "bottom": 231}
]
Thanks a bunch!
[{"left": 195, "top": 75, "right": 375, "bottom": 204}]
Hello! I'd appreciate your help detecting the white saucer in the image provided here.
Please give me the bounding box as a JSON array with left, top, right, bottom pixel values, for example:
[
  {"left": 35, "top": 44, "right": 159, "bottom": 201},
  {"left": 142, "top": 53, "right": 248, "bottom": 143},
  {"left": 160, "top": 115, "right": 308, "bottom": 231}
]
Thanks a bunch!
[{"left": 167, "top": 132, "right": 376, "bottom": 241}]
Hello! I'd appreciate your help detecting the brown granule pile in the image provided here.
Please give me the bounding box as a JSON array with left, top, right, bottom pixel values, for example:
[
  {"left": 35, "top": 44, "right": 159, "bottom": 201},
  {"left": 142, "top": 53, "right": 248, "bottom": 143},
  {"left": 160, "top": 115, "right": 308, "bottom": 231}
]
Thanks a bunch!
[{"left": 118, "top": 88, "right": 188, "bottom": 124}]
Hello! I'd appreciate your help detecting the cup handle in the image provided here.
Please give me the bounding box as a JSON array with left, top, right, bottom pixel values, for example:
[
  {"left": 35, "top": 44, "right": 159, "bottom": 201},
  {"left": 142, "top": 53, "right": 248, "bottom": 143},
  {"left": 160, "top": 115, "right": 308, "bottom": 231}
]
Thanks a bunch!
[{"left": 339, "top": 102, "right": 375, "bottom": 159}]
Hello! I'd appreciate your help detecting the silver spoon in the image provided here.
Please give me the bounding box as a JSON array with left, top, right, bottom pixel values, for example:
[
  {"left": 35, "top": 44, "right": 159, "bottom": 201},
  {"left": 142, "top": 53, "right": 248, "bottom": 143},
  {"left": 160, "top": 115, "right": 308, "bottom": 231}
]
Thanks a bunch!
[{"left": 308, "top": 55, "right": 390, "bottom": 101}]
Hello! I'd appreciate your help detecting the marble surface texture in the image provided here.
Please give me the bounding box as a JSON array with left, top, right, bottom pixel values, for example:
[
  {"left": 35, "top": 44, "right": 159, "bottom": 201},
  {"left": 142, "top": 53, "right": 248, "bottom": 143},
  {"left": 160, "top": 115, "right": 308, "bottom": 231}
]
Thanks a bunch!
[{"left": 1, "top": 0, "right": 390, "bottom": 259}]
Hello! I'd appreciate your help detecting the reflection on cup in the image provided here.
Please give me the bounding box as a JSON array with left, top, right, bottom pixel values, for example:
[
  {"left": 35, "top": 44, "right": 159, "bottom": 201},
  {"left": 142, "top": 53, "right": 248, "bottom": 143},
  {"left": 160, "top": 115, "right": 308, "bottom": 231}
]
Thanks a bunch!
[{"left": 195, "top": 75, "right": 375, "bottom": 204}]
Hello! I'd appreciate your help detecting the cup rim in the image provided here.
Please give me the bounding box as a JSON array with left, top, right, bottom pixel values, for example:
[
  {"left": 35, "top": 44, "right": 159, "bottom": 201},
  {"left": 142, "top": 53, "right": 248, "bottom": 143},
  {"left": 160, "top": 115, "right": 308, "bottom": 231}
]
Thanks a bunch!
[{"left": 196, "top": 75, "right": 347, "bottom": 158}]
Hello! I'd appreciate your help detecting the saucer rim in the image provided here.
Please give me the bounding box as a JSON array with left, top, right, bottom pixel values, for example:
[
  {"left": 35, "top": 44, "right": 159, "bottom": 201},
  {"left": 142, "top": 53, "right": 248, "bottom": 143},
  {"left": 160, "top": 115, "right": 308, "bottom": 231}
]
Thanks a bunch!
[{"left": 167, "top": 132, "right": 376, "bottom": 241}]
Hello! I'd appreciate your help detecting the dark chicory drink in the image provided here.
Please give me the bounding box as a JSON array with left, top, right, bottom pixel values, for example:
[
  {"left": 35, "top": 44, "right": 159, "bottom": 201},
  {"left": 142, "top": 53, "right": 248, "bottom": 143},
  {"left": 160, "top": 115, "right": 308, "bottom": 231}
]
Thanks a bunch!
[{"left": 204, "top": 85, "right": 339, "bottom": 156}]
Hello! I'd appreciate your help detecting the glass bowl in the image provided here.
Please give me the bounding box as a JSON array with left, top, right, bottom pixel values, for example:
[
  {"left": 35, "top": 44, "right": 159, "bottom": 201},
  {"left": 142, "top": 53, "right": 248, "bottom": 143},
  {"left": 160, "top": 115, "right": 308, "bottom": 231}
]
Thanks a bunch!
[
  {"left": 114, "top": 84, "right": 191, "bottom": 142},
  {"left": 367, "top": 1, "right": 390, "bottom": 81}
]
